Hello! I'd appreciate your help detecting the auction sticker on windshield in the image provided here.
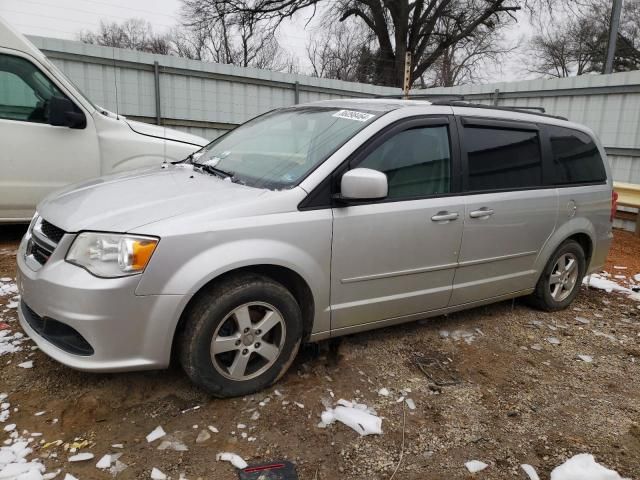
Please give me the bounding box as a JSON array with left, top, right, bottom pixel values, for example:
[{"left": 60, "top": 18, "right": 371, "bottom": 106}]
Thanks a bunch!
[{"left": 332, "top": 110, "right": 375, "bottom": 122}]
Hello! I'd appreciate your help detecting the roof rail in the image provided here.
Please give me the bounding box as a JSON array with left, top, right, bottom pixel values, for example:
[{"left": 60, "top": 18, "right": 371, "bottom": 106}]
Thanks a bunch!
[
  {"left": 374, "top": 93, "right": 465, "bottom": 101},
  {"left": 370, "top": 94, "right": 568, "bottom": 121},
  {"left": 431, "top": 100, "right": 568, "bottom": 121}
]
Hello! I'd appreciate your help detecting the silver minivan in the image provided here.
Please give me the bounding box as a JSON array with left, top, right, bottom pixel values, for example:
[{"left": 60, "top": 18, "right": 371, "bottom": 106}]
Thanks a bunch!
[{"left": 16, "top": 99, "right": 614, "bottom": 397}]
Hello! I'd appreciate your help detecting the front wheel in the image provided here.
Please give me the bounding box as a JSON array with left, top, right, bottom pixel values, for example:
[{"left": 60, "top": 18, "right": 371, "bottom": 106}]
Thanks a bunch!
[
  {"left": 178, "top": 273, "right": 303, "bottom": 397},
  {"left": 528, "top": 240, "right": 586, "bottom": 311}
]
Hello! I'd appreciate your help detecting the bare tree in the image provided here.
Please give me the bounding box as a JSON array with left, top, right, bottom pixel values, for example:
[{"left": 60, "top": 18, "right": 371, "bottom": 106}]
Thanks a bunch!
[
  {"left": 181, "top": 1, "right": 296, "bottom": 71},
  {"left": 179, "top": 0, "right": 545, "bottom": 88},
  {"left": 525, "top": 0, "right": 640, "bottom": 77},
  {"left": 307, "top": 20, "right": 375, "bottom": 82},
  {"left": 421, "top": 19, "right": 518, "bottom": 87},
  {"left": 79, "top": 16, "right": 298, "bottom": 72},
  {"left": 79, "top": 19, "right": 172, "bottom": 55},
  {"left": 168, "top": 25, "right": 213, "bottom": 60}
]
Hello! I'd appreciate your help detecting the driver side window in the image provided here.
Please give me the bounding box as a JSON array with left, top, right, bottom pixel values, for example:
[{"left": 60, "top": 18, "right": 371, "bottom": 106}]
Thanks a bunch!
[
  {"left": 0, "top": 54, "right": 66, "bottom": 123},
  {"left": 356, "top": 125, "right": 452, "bottom": 199}
]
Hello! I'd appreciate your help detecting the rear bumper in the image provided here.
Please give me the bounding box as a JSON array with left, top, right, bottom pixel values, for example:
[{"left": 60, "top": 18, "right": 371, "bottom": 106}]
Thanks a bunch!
[{"left": 16, "top": 235, "right": 185, "bottom": 372}]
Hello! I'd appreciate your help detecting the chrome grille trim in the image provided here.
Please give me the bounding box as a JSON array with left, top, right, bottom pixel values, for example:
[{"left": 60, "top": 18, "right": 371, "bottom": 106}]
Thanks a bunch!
[{"left": 25, "top": 216, "right": 67, "bottom": 268}]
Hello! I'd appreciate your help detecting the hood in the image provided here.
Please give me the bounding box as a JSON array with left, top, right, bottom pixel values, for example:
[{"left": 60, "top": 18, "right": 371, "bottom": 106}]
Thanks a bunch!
[
  {"left": 37, "top": 165, "right": 267, "bottom": 232},
  {"left": 126, "top": 120, "right": 208, "bottom": 147}
]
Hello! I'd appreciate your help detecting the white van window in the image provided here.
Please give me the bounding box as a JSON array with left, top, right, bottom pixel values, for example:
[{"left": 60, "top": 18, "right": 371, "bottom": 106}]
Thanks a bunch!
[{"left": 0, "top": 54, "right": 67, "bottom": 123}]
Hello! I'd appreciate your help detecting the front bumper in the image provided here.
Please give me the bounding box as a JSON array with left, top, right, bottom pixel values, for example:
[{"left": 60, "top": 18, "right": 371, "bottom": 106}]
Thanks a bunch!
[{"left": 16, "top": 233, "right": 185, "bottom": 372}]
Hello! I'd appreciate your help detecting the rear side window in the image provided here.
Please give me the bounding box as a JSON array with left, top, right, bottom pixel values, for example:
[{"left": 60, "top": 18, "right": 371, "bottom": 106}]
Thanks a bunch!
[
  {"left": 547, "top": 126, "right": 606, "bottom": 185},
  {"left": 463, "top": 126, "right": 542, "bottom": 191}
]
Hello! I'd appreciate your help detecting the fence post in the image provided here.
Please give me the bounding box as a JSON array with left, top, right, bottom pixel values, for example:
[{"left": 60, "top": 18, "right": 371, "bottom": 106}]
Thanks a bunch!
[
  {"left": 154, "top": 60, "right": 162, "bottom": 125},
  {"left": 604, "top": 0, "right": 623, "bottom": 74},
  {"left": 493, "top": 88, "right": 500, "bottom": 106},
  {"left": 294, "top": 81, "right": 300, "bottom": 104}
]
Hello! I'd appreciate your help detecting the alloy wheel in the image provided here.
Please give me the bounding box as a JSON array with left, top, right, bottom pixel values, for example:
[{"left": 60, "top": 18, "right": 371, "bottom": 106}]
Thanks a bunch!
[
  {"left": 549, "top": 252, "right": 579, "bottom": 302},
  {"left": 210, "top": 302, "right": 286, "bottom": 381}
]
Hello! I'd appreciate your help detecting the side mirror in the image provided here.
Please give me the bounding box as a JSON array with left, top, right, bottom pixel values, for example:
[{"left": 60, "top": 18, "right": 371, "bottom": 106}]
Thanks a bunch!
[
  {"left": 340, "top": 168, "right": 388, "bottom": 201},
  {"left": 47, "top": 96, "right": 86, "bottom": 129}
]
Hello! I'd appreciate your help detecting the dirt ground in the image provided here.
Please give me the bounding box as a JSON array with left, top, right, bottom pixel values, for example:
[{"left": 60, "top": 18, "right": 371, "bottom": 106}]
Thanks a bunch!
[{"left": 1, "top": 226, "right": 639, "bottom": 480}]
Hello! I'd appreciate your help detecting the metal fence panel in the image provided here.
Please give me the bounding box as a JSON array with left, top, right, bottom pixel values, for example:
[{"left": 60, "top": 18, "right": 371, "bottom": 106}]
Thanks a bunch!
[
  {"left": 29, "top": 35, "right": 400, "bottom": 139},
  {"left": 416, "top": 70, "right": 640, "bottom": 183},
  {"left": 27, "top": 36, "right": 640, "bottom": 184}
]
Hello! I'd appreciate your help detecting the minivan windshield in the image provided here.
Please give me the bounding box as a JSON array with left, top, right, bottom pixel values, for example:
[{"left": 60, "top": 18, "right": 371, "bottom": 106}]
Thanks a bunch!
[{"left": 190, "top": 106, "right": 382, "bottom": 189}]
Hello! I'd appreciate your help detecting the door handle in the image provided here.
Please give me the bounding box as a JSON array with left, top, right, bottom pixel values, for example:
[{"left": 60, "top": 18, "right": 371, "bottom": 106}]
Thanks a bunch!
[
  {"left": 469, "top": 208, "right": 494, "bottom": 218},
  {"left": 431, "top": 211, "right": 459, "bottom": 222}
]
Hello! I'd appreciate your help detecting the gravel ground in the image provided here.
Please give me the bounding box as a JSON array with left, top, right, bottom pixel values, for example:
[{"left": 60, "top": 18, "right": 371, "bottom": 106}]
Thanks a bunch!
[{"left": 0, "top": 226, "right": 639, "bottom": 480}]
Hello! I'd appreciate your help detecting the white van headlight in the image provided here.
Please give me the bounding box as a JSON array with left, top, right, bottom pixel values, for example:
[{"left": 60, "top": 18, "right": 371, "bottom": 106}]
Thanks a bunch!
[{"left": 66, "top": 232, "right": 158, "bottom": 277}]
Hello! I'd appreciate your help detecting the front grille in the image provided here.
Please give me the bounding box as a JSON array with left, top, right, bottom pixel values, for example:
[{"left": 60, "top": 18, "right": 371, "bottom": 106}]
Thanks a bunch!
[
  {"left": 28, "top": 218, "right": 66, "bottom": 266},
  {"left": 40, "top": 220, "right": 65, "bottom": 243},
  {"left": 22, "top": 303, "right": 94, "bottom": 356},
  {"left": 30, "top": 241, "right": 51, "bottom": 264}
]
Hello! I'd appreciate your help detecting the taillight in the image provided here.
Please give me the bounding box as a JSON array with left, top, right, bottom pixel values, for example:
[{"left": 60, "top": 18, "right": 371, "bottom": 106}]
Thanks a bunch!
[{"left": 611, "top": 190, "right": 618, "bottom": 222}]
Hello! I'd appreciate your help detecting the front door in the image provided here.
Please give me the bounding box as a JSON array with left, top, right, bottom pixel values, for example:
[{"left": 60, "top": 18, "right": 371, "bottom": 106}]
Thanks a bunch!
[
  {"left": 0, "top": 51, "right": 99, "bottom": 221},
  {"left": 330, "top": 117, "right": 464, "bottom": 331}
]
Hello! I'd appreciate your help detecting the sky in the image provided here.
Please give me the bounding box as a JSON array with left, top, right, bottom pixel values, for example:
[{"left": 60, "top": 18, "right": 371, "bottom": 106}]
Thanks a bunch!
[{"left": 0, "top": 0, "right": 536, "bottom": 84}]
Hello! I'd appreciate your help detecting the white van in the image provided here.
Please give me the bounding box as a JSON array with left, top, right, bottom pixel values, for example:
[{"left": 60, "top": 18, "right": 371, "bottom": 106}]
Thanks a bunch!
[{"left": 0, "top": 17, "right": 207, "bottom": 222}]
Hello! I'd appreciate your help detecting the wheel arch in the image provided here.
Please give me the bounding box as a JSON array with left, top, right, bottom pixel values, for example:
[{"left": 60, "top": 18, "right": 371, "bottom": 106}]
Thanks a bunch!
[
  {"left": 534, "top": 217, "right": 596, "bottom": 285},
  {"left": 171, "top": 264, "right": 316, "bottom": 361}
]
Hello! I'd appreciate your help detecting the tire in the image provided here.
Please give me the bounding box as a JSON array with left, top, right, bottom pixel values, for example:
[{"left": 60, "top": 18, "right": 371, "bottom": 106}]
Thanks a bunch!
[
  {"left": 528, "top": 240, "right": 586, "bottom": 311},
  {"left": 178, "top": 273, "right": 303, "bottom": 397}
]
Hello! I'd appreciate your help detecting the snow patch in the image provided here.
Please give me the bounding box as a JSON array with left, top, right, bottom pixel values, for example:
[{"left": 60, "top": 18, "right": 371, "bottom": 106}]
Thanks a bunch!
[
  {"left": 521, "top": 464, "right": 540, "bottom": 480},
  {"left": 96, "top": 454, "right": 111, "bottom": 469},
  {"left": 216, "top": 452, "right": 248, "bottom": 469},
  {"left": 584, "top": 275, "right": 631, "bottom": 294},
  {"left": 68, "top": 452, "right": 94, "bottom": 462},
  {"left": 150, "top": 467, "right": 167, "bottom": 479},
  {"left": 465, "top": 460, "right": 489, "bottom": 473},
  {"left": 319, "top": 399, "right": 382, "bottom": 436},
  {"left": 146, "top": 426, "right": 166, "bottom": 443},
  {"left": 550, "top": 454, "right": 626, "bottom": 480}
]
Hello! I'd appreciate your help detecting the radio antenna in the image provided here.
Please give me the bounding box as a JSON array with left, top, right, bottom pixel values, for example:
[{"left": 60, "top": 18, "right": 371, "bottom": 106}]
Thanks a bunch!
[
  {"left": 163, "top": 124, "right": 167, "bottom": 163},
  {"left": 112, "top": 47, "right": 119, "bottom": 119}
]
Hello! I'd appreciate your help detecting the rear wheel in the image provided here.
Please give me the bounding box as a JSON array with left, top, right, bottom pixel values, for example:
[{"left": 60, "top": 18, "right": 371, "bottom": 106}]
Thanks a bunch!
[
  {"left": 528, "top": 240, "right": 586, "bottom": 311},
  {"left": 178, "top": 273, "right": 303, "bottom": 397}
]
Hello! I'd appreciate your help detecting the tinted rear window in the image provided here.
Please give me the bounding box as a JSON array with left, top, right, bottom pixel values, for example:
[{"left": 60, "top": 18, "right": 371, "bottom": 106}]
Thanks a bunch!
[
  {"left": 548, "top": 126, "right": 606, "bottom": 185},
  {"left": 464, "top": 126, "right": 542, "bottom": 191}
]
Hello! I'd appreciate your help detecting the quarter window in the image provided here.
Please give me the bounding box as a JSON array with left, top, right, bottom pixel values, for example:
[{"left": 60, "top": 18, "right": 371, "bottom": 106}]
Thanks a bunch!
[
  {"left": 0, "top": 54, "right": 67, "bottom": 123},
  {"left": 464, "top": 126, "right": 542, "bottom": 191},
  {"left": 355, "top": 126, "right": 451, "bottom": 199},
  {"left": 548, "top": 126, "right": 606, "bottom": 184}
]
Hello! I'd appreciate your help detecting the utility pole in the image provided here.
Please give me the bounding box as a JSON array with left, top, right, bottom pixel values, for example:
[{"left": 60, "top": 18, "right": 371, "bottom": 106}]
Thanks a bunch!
[
  {"left": 604, "top": 0, "right": 623, "bottom": 74},
  {"left": 403, "top": 51, "right": 412, "bottom": 99}
]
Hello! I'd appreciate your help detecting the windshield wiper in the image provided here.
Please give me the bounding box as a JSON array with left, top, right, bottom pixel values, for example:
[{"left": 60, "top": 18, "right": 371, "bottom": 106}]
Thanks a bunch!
[
  {"left": 193, "top": 162, "right": 235, "bottom": 180},
  {"left": 181, "top": 153, "right": 237, "bottom": 181}
]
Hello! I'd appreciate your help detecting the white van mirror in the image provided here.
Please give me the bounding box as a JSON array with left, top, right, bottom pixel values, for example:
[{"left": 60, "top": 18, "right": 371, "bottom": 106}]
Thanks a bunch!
[
  {"left": 340, "top": 168, "right": 388, "bottom": 201},
  {"left": 47, "top": 97, "right": 86, "bottom": 129}
]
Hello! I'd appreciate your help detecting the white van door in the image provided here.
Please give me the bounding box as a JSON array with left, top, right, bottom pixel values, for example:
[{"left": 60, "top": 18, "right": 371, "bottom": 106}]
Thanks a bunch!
[{"left": 0, "top": 50, "right": 99, "bottom": 221}]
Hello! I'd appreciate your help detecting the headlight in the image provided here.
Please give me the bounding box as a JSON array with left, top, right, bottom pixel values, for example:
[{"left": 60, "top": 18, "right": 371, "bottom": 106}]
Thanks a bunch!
[{"left": 66, "top": 232, "right": 158, "bottom": 278}]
